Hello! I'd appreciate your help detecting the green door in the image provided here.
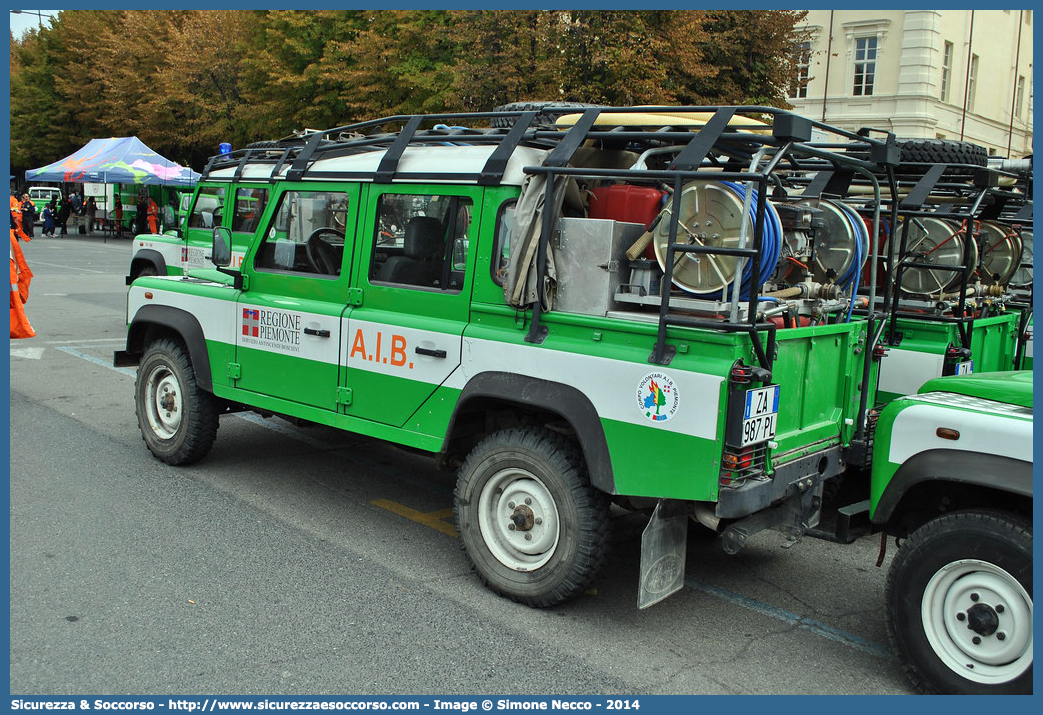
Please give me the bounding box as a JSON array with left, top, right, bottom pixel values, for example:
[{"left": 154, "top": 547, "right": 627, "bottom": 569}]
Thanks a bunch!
[
  {"left": 234, "top": 184, "right": 360, "bottom": 410},
  {"left": 342, "top": 186, "right": 480, "bottom": 428}
]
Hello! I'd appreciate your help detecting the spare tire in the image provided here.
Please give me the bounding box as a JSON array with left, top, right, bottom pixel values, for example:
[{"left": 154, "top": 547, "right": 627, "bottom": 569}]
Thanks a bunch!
[
  {"left": 246, "top": 135, "right": 333, "bottom": 150},
  {"left": 896, "top": 139, "right": 988, "bottom": 167},
  {"left": 490, "top": 101, "right": 605, "bottom": 129}
]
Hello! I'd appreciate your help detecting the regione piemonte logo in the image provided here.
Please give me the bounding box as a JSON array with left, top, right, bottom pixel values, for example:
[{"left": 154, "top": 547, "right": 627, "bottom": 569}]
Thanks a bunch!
[{"left": 242, "top": 308, "right": 259, "bottom": 337}]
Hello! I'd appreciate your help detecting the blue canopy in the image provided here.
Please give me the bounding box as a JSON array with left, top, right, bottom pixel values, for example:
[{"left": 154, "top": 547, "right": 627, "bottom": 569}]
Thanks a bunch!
[{"left": 24, "top": 136, "right": 199, "bottom": 186}]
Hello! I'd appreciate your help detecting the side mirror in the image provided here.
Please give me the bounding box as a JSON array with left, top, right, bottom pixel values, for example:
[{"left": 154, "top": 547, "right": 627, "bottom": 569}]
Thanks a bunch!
[{"left": 212, "top": 227, "right": 233, "bottom": 267}]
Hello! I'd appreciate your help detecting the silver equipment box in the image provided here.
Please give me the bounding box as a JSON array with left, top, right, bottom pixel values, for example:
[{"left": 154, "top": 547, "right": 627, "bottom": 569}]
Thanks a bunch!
[{"left": 553, "top": 218, "right": 646, "bottom": 317}]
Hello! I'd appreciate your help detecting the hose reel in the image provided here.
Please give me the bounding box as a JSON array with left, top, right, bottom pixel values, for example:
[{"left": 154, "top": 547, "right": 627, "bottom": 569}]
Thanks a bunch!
[
  {"left": 978, "top": 220, "right": 1024, "bottom": 286},
  {"left": 651, "top": 181, "right": 781, "bottom": 299},
  {"left": 894, "top": 217, "right": 978, "bottom": 295}
]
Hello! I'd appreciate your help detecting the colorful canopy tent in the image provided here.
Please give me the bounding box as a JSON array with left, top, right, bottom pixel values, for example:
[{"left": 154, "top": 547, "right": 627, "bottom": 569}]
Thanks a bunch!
[{"left": 24, "top": 136, "right": 199, "bottom": 186}]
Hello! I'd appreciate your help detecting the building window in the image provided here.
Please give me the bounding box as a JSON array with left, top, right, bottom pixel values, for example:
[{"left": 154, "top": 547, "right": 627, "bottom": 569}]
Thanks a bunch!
[
  {"left": 791, "top": 41, "right": 812, "bottom": 98},
  {"left": 1015, "top": 76, "right": 1026, "bottom": 118},
  {"left": 967, "top": 54, "right": 979, "bottom": 113},
  {"left": 853, "top": 36, "right": 877, "bottom": 96},
  {"left": 941, "top": 41, "right": 954, "bottom": 103}
]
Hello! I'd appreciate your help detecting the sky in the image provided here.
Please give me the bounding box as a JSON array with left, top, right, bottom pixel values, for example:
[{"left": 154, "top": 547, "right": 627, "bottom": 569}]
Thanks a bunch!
[{"left": 8, "top": 9, "right": 59, "bottom": 38}]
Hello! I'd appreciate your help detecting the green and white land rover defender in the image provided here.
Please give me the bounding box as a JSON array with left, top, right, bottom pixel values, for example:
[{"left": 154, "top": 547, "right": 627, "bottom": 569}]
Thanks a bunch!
[
  {"left": 869, "top": 370, "right": 1033, "bottom": 694},
  {"left": 115, "top": 106, "right": 1031, "bottom": 694}
]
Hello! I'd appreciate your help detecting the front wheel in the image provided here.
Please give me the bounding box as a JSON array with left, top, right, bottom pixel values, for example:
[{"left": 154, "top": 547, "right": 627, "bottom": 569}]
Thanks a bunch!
[
  {"left": 454, "top": 428, "right": 610, "bottom": 607},
  {"left": 135, "top": 338, "right": 220, "bottom": 465},
  {"left": 886, "top": 510, "right": 1033, "bottom": 694}
]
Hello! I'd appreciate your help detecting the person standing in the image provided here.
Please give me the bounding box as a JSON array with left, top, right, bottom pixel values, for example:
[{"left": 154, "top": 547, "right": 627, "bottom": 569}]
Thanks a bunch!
[
  {"left": 20, "top": 194, "right": 36, "bottom": 239},
  {"left": 41, "top": 201, "right": 56, "bottom": 237},
  {"left": 57, "top": 195, "right": 70, "bottom": 236},
  {"left": 76, "top": 192, "right": 88, "bottom": 234},
  {"left": 135, "top": 194, "right": 148, "bottom": 235},
  {"left": 85, "top": 196, "right": 97, "bottom": 234},
  {"left": 113, "top": 194, "right": 124, "bottom": 237},
  {"left": 145, "top": 195, "right": 160, "bottom": 234},
  {"left": 10, "top": 192, "right": 23, "bottom": 235}
]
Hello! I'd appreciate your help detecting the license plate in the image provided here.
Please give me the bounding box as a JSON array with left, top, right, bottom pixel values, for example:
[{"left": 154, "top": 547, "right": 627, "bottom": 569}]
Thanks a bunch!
[
  {"left": 956, "top": 360, "right": 974, "bottom": 375},
  {"left": 742, "top": 385, "right": 779, "bottom": 446}
]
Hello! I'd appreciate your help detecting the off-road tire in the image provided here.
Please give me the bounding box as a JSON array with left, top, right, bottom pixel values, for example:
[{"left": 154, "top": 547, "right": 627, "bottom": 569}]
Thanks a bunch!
[
  {"left": 135, "top": 338, "right": 220, "bottom": 466},
  {"left": 246, "top": 140, "right": 286, "bottom": 150},
  {"left": 454, "top": 427, "right": 610, "bottom": 607},
  {"left": 896, "top": 139, "right": 988, "bottom": 167},
  {"left": 490, "top": 101, "right": 605, "bottom": 129},
  {"left": 847, "top": 138, "right": 989, "bottom": 174},
  {"left": 885, "top": 509, "right": 1033, "bottom": 694},
  {"left": 133, "top": 263, "right": 158, "bottom": 280}
]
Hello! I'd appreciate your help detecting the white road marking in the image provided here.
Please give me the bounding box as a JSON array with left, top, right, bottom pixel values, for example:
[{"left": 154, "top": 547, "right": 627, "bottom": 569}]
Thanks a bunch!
[{"left": 10, "top": 347, "right": 45, "bottom": 360}]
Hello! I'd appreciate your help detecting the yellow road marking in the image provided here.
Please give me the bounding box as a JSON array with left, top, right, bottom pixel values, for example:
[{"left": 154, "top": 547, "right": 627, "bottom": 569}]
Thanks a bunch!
[{"left": 371, "top": 499, "right": 458, "bottom": 537}]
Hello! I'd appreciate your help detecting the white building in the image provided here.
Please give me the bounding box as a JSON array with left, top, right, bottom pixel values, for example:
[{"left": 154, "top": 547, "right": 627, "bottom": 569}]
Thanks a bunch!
[{"left": 788, "top": 10, "right": 1032, "bottom": 158}]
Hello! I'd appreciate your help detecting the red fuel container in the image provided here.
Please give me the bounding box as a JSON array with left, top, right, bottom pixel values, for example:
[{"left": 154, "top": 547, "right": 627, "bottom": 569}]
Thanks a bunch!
[{"left": 588, "top": 185, "right": 665, "bottom": 229}]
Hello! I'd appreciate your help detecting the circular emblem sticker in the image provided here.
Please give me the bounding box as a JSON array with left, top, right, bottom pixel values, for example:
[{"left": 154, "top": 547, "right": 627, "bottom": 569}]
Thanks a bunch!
[{"left": 637, "top": 372, "right": 680, "bottom": 423}]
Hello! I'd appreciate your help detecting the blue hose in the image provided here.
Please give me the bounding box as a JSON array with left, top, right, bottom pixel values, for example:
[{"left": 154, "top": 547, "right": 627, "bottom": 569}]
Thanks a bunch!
[
  {"left": 832, "top": 201, "right": 868, "bottom": 321},
  {"left": 696, "top": 182, "right": 781, "bottom": 300}
]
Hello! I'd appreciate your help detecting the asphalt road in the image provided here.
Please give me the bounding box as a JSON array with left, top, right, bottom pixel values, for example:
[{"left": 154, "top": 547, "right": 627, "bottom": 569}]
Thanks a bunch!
[{"left": 9, "top": 235, "right": 915, "bottom": 696}]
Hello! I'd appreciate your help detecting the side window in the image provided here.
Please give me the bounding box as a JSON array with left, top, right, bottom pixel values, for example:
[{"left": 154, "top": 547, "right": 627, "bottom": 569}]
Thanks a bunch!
[
  {"left": 254, "top": 190, "right": 352, "bottom": 277},
  {"left": 369, "top": 194, "right": 473, "bottom": 292},
  {"left": 231, "top": 187, "right": 269, "bottom": 233},
  {"left": 491, "top": 200, "right": 517, "bottom": 286},
  {"left": 188, "top": 186, "right": 225, "bottom": 229}
]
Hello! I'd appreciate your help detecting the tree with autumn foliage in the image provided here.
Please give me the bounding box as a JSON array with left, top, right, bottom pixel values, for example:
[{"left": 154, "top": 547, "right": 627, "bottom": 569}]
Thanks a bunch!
[
  {"left": 681, "top": 10, "right": 809, "bottom": 107},
  {"left": 9, "top": 9, "right": 808, "bottom": 177}
]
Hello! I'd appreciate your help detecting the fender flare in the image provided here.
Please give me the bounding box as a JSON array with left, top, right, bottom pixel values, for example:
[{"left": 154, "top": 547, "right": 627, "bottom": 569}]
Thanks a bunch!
[
  {"left": 123, "top": 304, "right": 214, "bottom": 393},
  {"left": 447, "top": 372, "right": 615, "bottom": 494},
  {"left": 872, "top": 448, "right": 1032, "bottom": 526},
  {"left": 128, "top": 249, "right": 168, "bottom": 281}
]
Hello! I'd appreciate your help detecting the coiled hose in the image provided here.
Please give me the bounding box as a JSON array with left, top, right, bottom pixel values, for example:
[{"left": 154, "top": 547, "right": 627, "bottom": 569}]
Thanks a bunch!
[
  {"left": 709, "top": 181, "right": 782, "bottom": 301},
  {"left": 831, "top": 200, "right": 869, "bottom": 321}
]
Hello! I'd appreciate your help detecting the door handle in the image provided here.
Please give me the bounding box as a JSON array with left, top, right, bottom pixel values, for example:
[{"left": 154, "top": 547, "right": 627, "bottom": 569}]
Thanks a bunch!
[
  {"left": 303, "top": 327, "right": 331, "bottom": 338},
  {"left": 415, "top": 346, "right": 447, "bottom": 359}
]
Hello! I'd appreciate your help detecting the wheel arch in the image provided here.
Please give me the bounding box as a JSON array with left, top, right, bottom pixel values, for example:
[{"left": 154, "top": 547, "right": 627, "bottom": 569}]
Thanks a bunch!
[
  {"left": 127, "top": 249, "right": 168, "bottom": 283},
  {"left": 117, "top": 305, "right": 215, "bottom": 393},
  {"left": 442, "top": 372, "right": 615, "bottom": 494},
  {"left": 873, "top": 448, "right": 1032, "bottom": 536}
]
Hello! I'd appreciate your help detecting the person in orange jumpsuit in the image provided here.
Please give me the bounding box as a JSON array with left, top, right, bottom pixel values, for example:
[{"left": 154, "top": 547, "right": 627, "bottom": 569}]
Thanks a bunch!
[
  {"left": 146, "top": 196, "right": 160, "bottom": 234},
  {"left": 10, "top": 227, "right": 35, "bottom": 338},
  {"left": 11, "top": 192, "right": 23, "bottom": 234}
]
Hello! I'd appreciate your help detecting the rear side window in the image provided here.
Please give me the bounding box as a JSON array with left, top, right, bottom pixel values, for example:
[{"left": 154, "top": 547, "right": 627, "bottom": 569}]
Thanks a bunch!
[
  {"left": 188, "top": 186, "right": 225, "bottom": 229},
  {"left": 491, "top": 200, "right": 517, "bottom": 286},
  {"left": 231, "top": 187, "right": 269, "bottom": 233}
]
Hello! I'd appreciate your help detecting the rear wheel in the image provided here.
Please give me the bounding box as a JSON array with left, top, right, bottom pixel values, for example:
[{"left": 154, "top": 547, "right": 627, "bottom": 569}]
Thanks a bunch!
[
  {"left": 135, "top": 338, "right": 220, "bottom": 465},
  {"left": 454, "top": 428, "right": 610, "bottom": 607},
  {"left": 886, "top": 510, "right": 1033, "bottom": 694}
]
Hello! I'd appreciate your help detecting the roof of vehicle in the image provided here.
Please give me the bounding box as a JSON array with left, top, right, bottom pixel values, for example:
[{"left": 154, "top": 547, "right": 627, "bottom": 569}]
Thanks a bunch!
[{"left": 205, "top": 143, "right": 549, "bottom": 187}]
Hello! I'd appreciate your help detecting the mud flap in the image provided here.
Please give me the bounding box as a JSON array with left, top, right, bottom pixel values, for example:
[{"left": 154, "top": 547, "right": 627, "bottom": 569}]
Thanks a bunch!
[{"left": 638, "top": 501, "right": 688, "bottom": 609}]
